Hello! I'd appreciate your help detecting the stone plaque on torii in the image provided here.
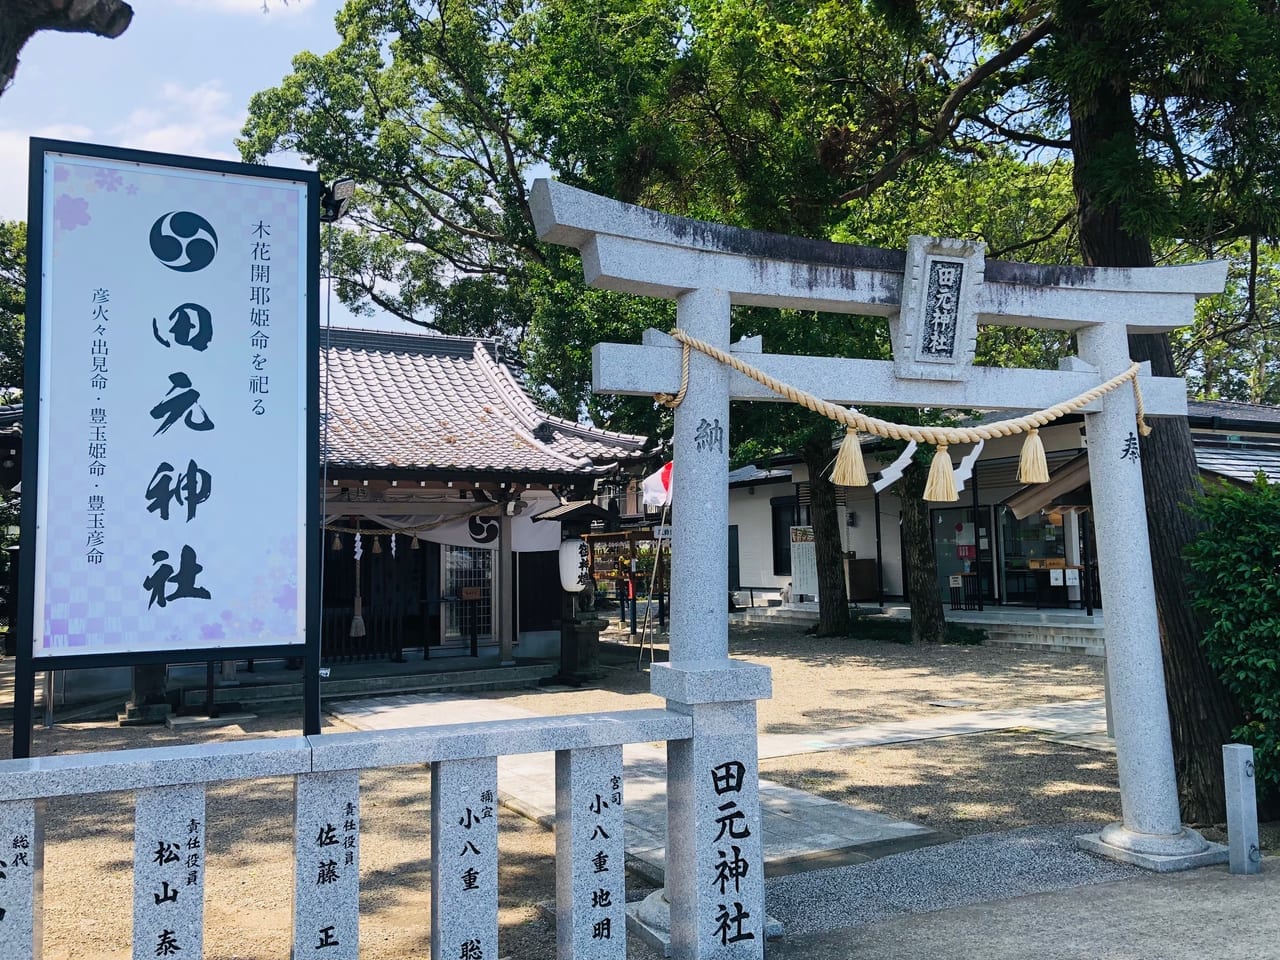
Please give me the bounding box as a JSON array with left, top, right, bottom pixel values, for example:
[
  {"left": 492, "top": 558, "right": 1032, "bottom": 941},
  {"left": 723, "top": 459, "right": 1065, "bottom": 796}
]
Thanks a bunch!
[{"left": 533, "top": 179, "right": 1227, "bottom": 958}]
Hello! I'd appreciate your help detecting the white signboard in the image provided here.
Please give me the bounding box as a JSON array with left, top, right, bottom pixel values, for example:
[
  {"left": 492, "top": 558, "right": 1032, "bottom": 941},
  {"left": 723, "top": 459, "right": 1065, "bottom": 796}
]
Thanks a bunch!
[
  {"left": 789, "top": 526, "right": 818, "bottom": 600},
  {"left": 31, "top": 145, "right": 314, "bottom": 658}
]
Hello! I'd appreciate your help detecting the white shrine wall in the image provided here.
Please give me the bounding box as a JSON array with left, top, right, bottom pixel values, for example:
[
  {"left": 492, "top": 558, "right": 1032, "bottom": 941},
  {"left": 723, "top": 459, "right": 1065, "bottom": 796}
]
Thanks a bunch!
[
  {"left": 728, "top": 417, "right": 1096, "bottom": 605},
  {"left": 726, "top": 480, "right": 792, "bottom": 594},
  {"left": 829, "top": 461, "right": 905, "bottom": 598}
]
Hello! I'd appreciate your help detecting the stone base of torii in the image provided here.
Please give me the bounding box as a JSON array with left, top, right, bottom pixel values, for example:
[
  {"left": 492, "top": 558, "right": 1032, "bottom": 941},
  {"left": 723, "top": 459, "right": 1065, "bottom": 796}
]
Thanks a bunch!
[{"left": 533, "top": 179, "right": 1226, "bottom": 957}]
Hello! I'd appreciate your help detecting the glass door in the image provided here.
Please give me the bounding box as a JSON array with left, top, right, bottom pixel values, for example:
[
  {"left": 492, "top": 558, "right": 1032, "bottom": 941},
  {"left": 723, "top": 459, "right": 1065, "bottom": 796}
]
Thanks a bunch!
[
  {"left": 442, "top": 544, "right": 493, "bottom": 646},
  {"left": 932, "top": 505, "right": 996, "bottom": 603}
]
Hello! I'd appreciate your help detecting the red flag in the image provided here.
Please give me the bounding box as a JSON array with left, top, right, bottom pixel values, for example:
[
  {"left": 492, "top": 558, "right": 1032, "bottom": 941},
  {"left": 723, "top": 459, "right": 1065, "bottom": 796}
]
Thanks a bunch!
[{"left": 641, "top": 461, "right": 673, "bottom": 507}]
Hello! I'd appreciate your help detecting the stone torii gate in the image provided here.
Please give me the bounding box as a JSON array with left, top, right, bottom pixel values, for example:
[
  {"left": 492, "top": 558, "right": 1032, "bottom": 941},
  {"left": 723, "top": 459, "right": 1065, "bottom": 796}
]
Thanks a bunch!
[{"left": 533, "top": 179, "right": 1227, "bottom": 957}]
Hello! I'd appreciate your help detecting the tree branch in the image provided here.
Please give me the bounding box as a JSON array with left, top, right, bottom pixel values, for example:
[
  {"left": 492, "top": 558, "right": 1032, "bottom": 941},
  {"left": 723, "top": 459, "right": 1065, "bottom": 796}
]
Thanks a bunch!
[
  {"left": 838, "top": 16, "right": 1055, "bottom": 203},
  {"left": 964, "top": 112, "right": 1070, "bottom": 150},
  {"left": 989, "top": 206, "right": 1077, "bottom": 258},
  {"left": 1, "top": 0, "right": 133, "bottom": 92}
]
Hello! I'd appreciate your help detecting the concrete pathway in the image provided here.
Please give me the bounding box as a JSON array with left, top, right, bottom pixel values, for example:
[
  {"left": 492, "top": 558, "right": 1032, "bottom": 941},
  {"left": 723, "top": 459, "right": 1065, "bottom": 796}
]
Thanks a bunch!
[
  {"left": 332, "top": 694, "right": 943, "bottom": 881},
  {"left": 756, "top": 698, "right": 1106, "bottom": 759},
  {"left": 330, "top": 693, "right": 1110, "bottom": 881}
]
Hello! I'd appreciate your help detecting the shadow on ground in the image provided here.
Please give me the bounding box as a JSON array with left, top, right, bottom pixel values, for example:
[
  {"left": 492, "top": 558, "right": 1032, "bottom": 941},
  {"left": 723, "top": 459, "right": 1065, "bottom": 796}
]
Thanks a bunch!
[{"left": 762, "top": 731, "right": 1122, "bottom": 837}]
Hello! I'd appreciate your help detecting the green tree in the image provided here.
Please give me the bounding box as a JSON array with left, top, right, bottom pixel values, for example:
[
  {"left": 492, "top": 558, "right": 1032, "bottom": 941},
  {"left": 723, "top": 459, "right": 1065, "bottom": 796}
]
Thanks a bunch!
[
  {"left": 240, "top": 0, "right": 540, "bottom": 335},
  {"left": 1177, "top": 238, "right": 1280, "bottom": 404},
  {"left": 517, "top": 0, "right": 1081, "bottom": 637},
  {"left": 519, "top": 0, "right": 1280, "bottom": 817},
  {"left": 1186, "top": 477, "right": 1280, "bottom": 817},
  {"left": 0, "top": 220, "right": 24, "bottom": 400},
  {"left": 240, "top": 0, "right": 666, "bottom": 435}
]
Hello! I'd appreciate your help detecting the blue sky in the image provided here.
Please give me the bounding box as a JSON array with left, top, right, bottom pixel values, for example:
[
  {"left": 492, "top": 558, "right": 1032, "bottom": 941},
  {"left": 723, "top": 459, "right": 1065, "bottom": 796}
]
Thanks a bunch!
[
  {"left": 0, "top": 0, "right": 345, "bottom": 219},
  {"left": 0, "top": 0, "right": 394, "bottom": 327}
]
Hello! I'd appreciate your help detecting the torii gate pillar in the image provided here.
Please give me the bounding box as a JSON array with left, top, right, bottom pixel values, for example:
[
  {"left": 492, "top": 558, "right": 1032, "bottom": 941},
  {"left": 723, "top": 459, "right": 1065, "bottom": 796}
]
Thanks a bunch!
[{"left": 533, "top": 179, "right": 1227, "bottom": 953}]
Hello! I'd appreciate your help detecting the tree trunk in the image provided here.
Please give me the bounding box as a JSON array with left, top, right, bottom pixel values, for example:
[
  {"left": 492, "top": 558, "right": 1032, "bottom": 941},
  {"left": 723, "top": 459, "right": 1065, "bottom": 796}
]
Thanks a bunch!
[
  {"left": 0, "top": 0, "right": 133, "bottom": 93},
  {"left": 802, "top": 434, "right": 851, "bottom": 636},
  {"left": 1068, "top": 31, "right": 1241, "bottom": 823},
  {"left": 899, "top": 458, "right": 945, "bottom": 644}
]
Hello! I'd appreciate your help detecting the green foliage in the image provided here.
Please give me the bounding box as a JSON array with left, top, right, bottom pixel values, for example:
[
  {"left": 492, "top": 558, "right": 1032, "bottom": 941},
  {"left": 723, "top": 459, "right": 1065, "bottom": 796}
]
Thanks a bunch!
[
  {"left": 834, "top": 157, "right": 1079, "bottom": 261},
  {"left": 1177, "top": 238, "right": 1280, "bottom": 404},
  {"left": 517, "top": 2, "right": 1086, "bottom": 468},
  {"left": 510, "top": 0, "right": 686, "bottom": 205},
  {"left": 0, "top": 487, "right": 17, "bottom": 553},
  {"left": 239, "top": 0, "right": 540, "bottom": 336},
  {"left": 522, "top": 0, "right": 954, "bottom": 235},
  {"left": 1040, "top": 0, "right": 1280, "bottom": 241},
  {"left": 1185, "top": 477, "right": 1280, "bottom": 801},
  {"left": 832, "top": 613, "right": 912, "bottom": 644},
  {"left": 0, "top": 220, "right": 24, "bottom": 399},
  {"left": 834, "top": 156, "right": 1078, "bottom": 369},
  {"left": 239, "top": 0, "right": 668, "bottom": 434}
]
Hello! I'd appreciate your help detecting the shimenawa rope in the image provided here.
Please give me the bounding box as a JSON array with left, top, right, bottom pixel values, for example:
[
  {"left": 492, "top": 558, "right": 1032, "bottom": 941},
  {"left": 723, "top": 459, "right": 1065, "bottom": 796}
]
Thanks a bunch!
[{"left": 655, "top": 328, "right": 1152, "bottom": 501}]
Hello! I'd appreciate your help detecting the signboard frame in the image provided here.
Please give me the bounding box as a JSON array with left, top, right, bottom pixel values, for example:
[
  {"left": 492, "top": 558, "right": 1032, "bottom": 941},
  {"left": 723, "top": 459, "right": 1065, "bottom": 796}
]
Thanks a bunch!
[{"left": 14, "top": 139, "right": 322, "bottom": 755}]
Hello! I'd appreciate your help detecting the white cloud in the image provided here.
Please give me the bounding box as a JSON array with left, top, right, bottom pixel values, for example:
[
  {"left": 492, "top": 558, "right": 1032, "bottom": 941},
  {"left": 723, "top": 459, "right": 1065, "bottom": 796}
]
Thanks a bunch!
[
  {"left": 111, "top": 81, "right": 245, "bottom": 161},
  {"left": 0, "top": 124, "right": 94, "bottom": 220},
  {"left": 0, "top": 78, "right": 249, "bottom": 221}
]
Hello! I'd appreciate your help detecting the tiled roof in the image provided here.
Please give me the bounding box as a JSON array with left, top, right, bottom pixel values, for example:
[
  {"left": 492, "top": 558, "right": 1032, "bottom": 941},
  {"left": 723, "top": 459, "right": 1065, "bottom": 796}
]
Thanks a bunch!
[
  {"left": 728, "top": 465, "right": 792, "bottom": 486},
  {"left": 1187, "top": 398, "right": 1280, "bottom": 426},
  {"left": 321, "top": 328, "right": 649, "bottom": 477},
  {"left": 529, "top": 500, "right": 617, "bottom": 523},
  {"left": 1194, "top": 438, "right": 1280, "bottom": 484}
]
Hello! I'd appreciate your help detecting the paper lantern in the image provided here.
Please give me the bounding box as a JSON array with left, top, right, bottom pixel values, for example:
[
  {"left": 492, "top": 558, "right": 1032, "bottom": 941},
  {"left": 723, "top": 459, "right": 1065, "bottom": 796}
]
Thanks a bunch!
[{"left": 559, "top": 539, "right": 590, "bottom": 593}]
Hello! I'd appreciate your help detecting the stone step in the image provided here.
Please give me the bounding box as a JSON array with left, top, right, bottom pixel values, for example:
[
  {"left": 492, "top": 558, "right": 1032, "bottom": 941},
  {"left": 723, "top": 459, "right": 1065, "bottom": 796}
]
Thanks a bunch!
[
  {"left": 984, "top": 631, "right": 1106, "bottom": 657},
  {"left": 741, "top": 604, "right": 1101, "bottom": 626},
  {"left": 946, "top": 614, "right": 1100, "bottom": 628},
  {"left": 736, "top": 606, "right": 1109, "bottom": 655},
  {"left": 179, "top": 663, "right": 559, "bottom": 708},
  {"left": 982, "top": 625, "right": 1102, "bottom": 637},
  {"left": 735, "top": 610, "right": 820, "bottom": 625}
]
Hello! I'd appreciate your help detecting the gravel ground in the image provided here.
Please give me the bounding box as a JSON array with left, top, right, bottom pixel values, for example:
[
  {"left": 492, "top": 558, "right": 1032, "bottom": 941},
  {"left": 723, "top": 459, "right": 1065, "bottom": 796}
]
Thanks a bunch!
[
  {"left": 0, "top": 623, "right": 1174, "bottom": 959},
  {"left": 766, "top": 824, "right": 1143, "bottom": 935},
  {"left": 487, "top": 623, "right": 1107, "bottom": 736}
]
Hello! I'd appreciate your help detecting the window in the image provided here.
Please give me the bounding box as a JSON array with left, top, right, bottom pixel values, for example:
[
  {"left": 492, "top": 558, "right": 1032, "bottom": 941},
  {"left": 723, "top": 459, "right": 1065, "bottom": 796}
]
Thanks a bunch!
[{"left": 770, "top": 496, "right": 807, "bottom": 576}]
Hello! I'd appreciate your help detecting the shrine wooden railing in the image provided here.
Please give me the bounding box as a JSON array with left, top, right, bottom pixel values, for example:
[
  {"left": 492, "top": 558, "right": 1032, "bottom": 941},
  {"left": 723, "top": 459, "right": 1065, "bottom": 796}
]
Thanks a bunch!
[
  {"left": 320, "top": 606, "right": 406, "bottom": 663},
  {"left": 0, "top": 709, "right": 693, "bottom": 959}
]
